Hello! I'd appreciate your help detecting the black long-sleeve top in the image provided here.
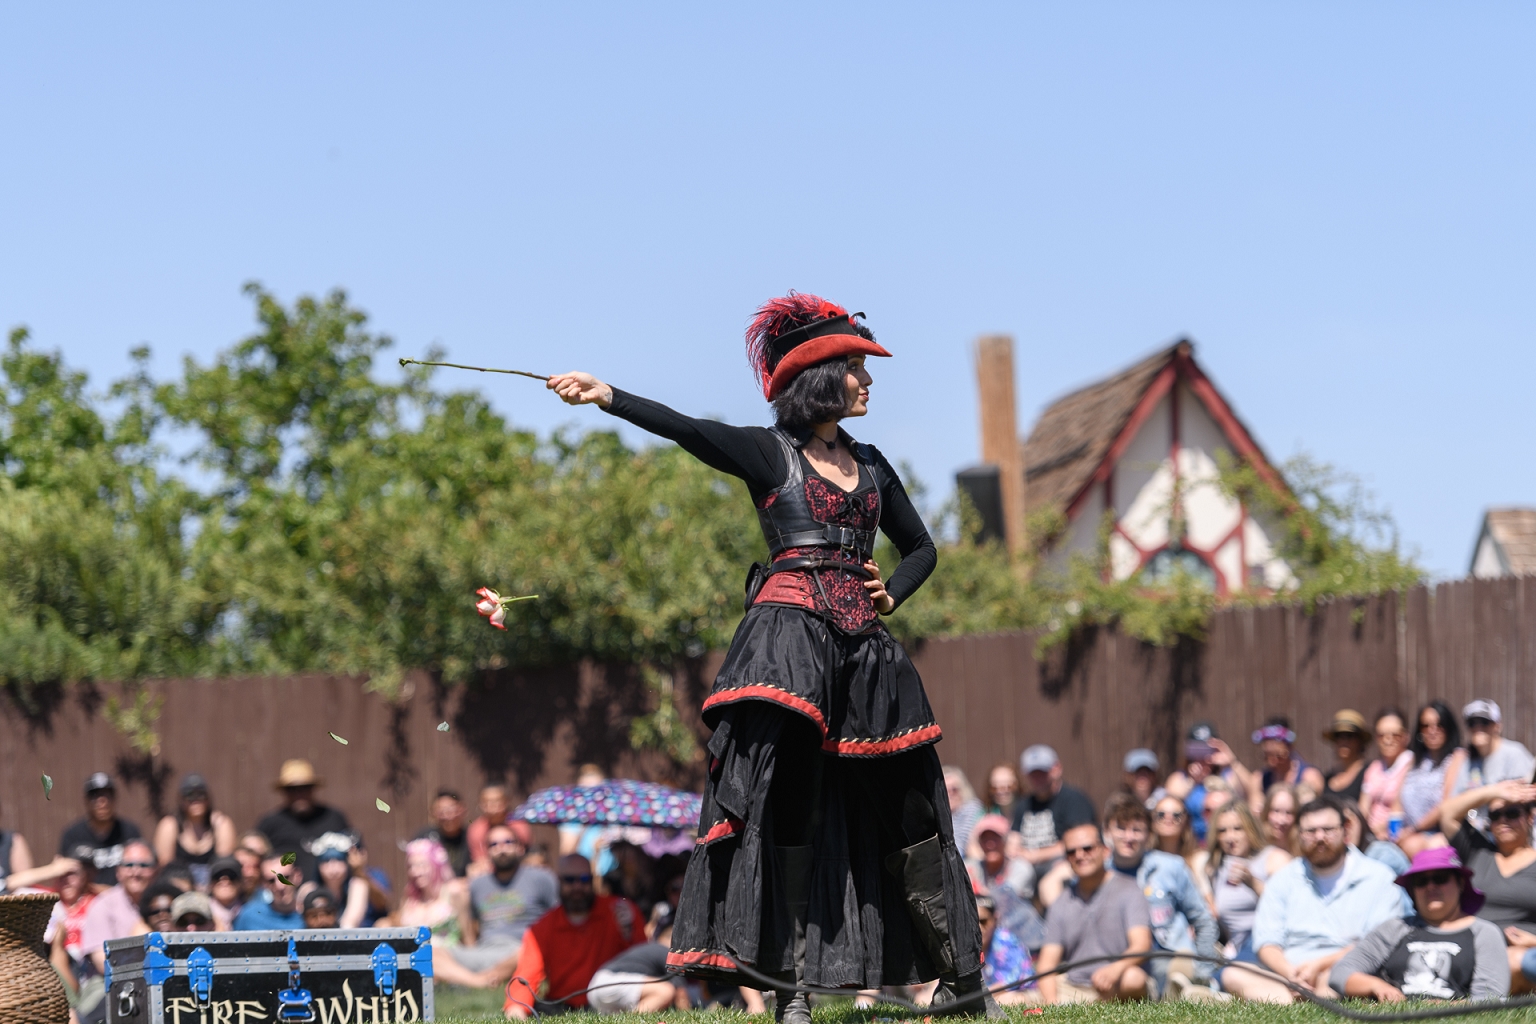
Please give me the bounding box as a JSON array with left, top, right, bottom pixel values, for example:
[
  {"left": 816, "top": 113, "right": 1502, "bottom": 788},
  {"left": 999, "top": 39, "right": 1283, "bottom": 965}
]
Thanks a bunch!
[{"left": 603, "top": 388, "right": 937, "bottom": 611}]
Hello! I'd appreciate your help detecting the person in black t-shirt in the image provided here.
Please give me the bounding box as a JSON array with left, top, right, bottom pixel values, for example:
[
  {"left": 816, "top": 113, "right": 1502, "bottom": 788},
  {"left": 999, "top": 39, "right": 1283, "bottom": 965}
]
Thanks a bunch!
[
  {"left": 587, "top": 908, "right": 688, "bottom": 1013},
  {"left": 58, "top": 772, "right": 143, "bottom": 888},
  {"left": 414, "top": 789, "right": 471, "bottom": 877},
  {"left": 255, "top": 760, "right": 350, "bottom": 882},
  {"left": 1010, "top": 746, "right": 1097, "bottom": 867}
]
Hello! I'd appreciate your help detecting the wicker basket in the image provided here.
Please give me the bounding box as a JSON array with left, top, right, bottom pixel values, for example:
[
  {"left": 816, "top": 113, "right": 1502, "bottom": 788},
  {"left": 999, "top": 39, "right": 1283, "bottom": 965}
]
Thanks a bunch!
[{"left": 0, "top": 892, "right": 69, "bottom": 1024}]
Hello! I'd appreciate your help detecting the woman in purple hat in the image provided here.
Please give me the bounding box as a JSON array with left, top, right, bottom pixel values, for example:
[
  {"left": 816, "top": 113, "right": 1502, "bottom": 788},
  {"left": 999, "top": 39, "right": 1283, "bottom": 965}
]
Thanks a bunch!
[
  {"left": 1441, "top": 778, "right": 1536, "bottom": 993},
  {"left": 1330, "top": 847, "right": 1508, "bottom": 1002}
]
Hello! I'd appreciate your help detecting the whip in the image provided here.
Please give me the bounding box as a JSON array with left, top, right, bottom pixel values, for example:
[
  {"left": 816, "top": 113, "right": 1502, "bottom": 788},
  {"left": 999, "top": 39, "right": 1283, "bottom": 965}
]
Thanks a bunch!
[{"left": 398, "top": 357, "right": 549, "bottom": 381}]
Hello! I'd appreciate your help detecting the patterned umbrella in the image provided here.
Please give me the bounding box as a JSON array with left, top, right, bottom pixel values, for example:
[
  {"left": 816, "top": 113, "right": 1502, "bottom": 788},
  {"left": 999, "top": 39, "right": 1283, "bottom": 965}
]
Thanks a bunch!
[{"left": 511, "top": 779, "right": 702, "bottom": 828}]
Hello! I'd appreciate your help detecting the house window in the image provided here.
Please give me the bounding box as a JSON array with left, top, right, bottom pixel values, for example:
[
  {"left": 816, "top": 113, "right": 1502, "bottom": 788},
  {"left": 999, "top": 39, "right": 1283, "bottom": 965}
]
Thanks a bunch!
[{"left": 1141, "top": 544, "right": 1217, "bottom": 591}]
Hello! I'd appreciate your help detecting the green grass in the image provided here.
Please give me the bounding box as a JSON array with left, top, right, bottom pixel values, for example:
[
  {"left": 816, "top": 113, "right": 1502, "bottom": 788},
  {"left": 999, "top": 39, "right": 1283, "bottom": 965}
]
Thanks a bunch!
[{"left": 430, "top": 988, "right": 1536, "bottom": 1024}]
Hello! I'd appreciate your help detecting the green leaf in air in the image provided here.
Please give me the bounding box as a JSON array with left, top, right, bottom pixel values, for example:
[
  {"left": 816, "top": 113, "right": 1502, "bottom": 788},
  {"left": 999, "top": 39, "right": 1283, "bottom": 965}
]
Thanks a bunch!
[
  {"left": 436, "top": 722, "right": 450, "bottom": 732},
  {"left": 42, "top": 774, "right": 53, "bottom": 800},
  {"left": 280, "top": 851, "right": 296, "bottom": 866},
  {"left": 329, "top": 731, "right": 348, "bottom": 745},
  {"left": 275, "top": 872, "right": 294, "bottom": 886},
  {"left": 376, "top": 797, "right": 391, "bottom": 813}
]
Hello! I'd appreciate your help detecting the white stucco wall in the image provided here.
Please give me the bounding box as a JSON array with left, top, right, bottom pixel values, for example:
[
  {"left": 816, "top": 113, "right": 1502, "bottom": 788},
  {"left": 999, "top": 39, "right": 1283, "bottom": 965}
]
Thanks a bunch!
[{"left": 1472, "top": 531, "right": 1508, "bottom": 578}]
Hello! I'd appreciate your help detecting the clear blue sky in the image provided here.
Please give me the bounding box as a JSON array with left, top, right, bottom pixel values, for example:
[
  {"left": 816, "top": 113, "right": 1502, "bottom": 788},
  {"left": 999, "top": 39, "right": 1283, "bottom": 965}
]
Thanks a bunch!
[{"left": 3, "top": 4, "right": 1532, "bottom": 577}]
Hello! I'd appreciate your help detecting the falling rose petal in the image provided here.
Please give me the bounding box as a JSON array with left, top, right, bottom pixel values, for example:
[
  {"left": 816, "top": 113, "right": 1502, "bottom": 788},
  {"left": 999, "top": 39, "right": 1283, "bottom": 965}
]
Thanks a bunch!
[
  {"left": 437, "top": 722, "right": 450, "bottom": 733},
  {"left": 280, "top": 851, "right": 297, "bottom": 866},
  {"left": 376, "top": 798, "right": 391, "bottom": 813},
  {"left": 490, "top": 606, "right": 507, "bottom": 630},
  {"left": 329, "top": 732, "right": 348, "bottom": 745},
  {"left": 42, "top": 774, "right": 53, "bottom": 800}
]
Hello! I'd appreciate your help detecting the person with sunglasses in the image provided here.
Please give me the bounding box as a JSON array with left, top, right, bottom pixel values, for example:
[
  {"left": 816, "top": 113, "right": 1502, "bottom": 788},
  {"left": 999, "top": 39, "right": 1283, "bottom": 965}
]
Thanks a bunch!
[
  {"left": 1440, "top": 777, "right": 1536, "bottom": 993},
  {"left": 1331, "top": 848, "right": 1507, "bottom": 1001},
  {"left": 1033, "top": 823, "right": 1153, "bottom": 1003},
  {"left": 446, "top": 823, "right": 558, "bottom": 985},
  {"left": 505, "top": 854, "right": 645, "bottom": 1018},
  {"left": 1450, "top": 700, "right": 1535, "bottom": 803}
]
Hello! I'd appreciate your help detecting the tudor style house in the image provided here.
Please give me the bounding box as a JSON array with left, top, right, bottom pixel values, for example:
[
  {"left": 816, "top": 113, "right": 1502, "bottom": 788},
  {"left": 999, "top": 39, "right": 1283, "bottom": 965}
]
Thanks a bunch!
[
  {"left": 1470, "top": 509, "right": 1536, "bottom": 578},
  {"left": 960, "top": 338, "right": 1294, "bottom": 597}
]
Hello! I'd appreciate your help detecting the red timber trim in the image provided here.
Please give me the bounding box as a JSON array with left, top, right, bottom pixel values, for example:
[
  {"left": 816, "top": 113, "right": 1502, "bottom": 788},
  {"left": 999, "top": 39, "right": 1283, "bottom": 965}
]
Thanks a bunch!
[
  {"left": 696, "top": 818, "right": 741, "bottom": 845},
  {"left": 667, "top": 949, "right": 740, "bottom": 971},
  {"left": 702, "top": 685, "right": 827, "bottom": 735},
  {"left": 1172, "top": 349, "right": 1286, "bottom": 495},
  {"left": 821, "top": 723, "right": 943, "bottom": 756},
  {"left": 1066, "top": 363, "right": 1177, "bottom": 520}
]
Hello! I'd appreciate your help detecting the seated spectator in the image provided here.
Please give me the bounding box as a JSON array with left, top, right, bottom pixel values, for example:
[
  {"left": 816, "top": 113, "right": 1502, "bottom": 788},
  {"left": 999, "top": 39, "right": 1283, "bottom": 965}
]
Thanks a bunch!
[
  {"left": 1226, "top": 798, "right": 1403, "bottom": 1003},
  {"left": 388, "top": 839, "right": 497, "bottom": 986},
  {"left": 1397, "top": 701, "right": 1462, "bottom": 856},
  {"left": 1206, "top": 801, "right": 1289, "bottom": 970},
  {"left": 233, "top": 854, "right": 305, "bottom": 930},
  {"left": 1164, "top": 723, "right": 1240, "bottom": 843},
  {"left": 311, "top": 831, "right": 375, "bottom": 928},
  {"left": 156, "top": 863, "right": 196, "bottom": 893},
  {"left": 944, "top": 766, "right": 984, "bottom": 857},
  {"left": 1103, "top": 794, "right": 1219, "bottom": 1000},
  {"left": 468, "top": 784, "right": 514, "bottom": 874},
  {"left": 586, "top": 904, "right": 688, "bottom": 1013},
  {"left": 504, "top": 854, "right": 645, "bottom": 1018},
  {"left": 59, "top": 772, "right": 144, "bottom": 888},
  {"left": 1, "top": 793, "right": 36, "bottom": 885},
  {"left": 975, "top": 892, "right": 1035, "bottom": 1005},
  {"left": 206, "top": 857, "right": 243, "bottom": 931},
  {"left": 1321, "top": 709, "right": 1371, "bottom": 805},
  {"left": 448, "top": 823, "right": 560, "bottom": 982},
  {"left": 1332, "top": 847, "right": 1507, "bottom": 1002},
  {"left": 1033, "top": 822, "right": 1152, "bottom": 1004},
  {"left": 560, "top": 765, "right": 618, "bottom": 880},
  {"left": 153, "top": 774, "right": 236, "bottom": 890},
  {"left": 1149, "top": 794, "right": 1213, "bottom": 907},
  {"left": 140, "top": 880, "right": 181, "bottom": 933},
  {"left": 303, "top": 889, "right": 340, "bottom": 929},
  {"left": 1440, "top": 777, "right": 1536, "bottom": 993},
  {"left": 170, "top": 891, "right": 215, "bottom": 933},
  {"left": 234, "top": 831, "right": 272, "bottom": 902},
  {"left": 1262, "top": 784, "right": 1302, "bottom": 855},
  {"left": 967, "top": 814, "right": 1043, "bottom": 951},
  {"left": 1361, "top": 709, "right": 1414, "bottom": 842},
  {"left": 417, "top": 789, "right": 472, "bottom": 878},
  {"left": 1011, "top": 745, "right": 1097, "bottom": 901},
  {"left": 1453, "top": 700, "right": 1535, "bottom": 800},
  {"left": 78, "top": 839, "right": 156, "bottom": 973},
  {"left": 1121, "top": 749, "right": 1161, "bottom": 807},
  {"left": 986, "top": 764, "right": 1022, "bottom": 821},
  {"left": 1237, "top": 718, "right": 1325, "bottom": 812},
  {"left": 256, "top": 760, "right": 350, "bottom": 882},
  {"left": 1341, "top": 802, "right": 1411, "bottom": 877}
]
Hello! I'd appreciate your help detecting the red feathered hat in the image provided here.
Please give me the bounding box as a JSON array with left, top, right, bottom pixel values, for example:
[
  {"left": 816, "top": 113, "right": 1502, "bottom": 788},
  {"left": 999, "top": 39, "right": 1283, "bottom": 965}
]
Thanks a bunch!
[{"left": 745, "top": 292, "right": 892, "bottom": 400}]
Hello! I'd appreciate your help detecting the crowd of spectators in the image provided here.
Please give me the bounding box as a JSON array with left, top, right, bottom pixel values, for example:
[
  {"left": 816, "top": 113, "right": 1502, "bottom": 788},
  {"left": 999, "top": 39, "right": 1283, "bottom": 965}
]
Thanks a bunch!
[
  {"left": 947, "top": 698, "right": 1536, "bottom": 1004},
  {"left": 1, "top": 759, "right": 709, "bottom": 1020}
]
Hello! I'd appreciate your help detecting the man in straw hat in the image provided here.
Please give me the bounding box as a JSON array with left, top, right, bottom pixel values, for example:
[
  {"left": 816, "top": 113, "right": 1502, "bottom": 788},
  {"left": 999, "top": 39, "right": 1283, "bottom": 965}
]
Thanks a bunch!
[{"left": 256, "top": 759, "right": 350, "bottom": 880}]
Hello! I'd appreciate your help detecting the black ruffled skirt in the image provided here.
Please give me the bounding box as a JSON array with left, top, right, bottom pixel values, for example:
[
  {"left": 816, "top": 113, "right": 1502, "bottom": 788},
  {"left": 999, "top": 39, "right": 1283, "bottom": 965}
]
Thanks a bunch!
[{"left": 667, "top": 604, "right": 982, "bottom": 988}]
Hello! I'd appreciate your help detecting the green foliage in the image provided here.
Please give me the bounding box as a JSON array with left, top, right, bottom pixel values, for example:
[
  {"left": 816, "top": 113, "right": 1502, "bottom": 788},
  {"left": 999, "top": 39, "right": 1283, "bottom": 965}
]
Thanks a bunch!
[{"left": 1218, "top": 451, "right": 1425, "bottom": 609}]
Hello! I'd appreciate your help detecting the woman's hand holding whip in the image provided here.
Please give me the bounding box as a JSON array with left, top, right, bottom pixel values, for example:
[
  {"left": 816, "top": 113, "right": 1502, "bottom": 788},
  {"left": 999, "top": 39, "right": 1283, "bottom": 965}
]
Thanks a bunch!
[{"left": 548, "top": 371, "right": 613, "bottom": 408}]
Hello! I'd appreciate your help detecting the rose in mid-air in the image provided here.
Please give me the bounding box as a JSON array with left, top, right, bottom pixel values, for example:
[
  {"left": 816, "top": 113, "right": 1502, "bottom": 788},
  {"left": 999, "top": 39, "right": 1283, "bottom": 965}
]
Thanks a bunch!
[{"left": 475, "top": 587, "right": 537, "bottom": 631}]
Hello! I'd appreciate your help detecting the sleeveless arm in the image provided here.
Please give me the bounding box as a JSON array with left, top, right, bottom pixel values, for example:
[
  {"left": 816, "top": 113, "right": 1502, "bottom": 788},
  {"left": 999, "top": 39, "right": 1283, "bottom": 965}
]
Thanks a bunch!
[
  {"left": 870, "top": 448, "right": 937, "bottom": 609},
  {"left": 603, "top": 388, "right": 786, "bottom": 497}
]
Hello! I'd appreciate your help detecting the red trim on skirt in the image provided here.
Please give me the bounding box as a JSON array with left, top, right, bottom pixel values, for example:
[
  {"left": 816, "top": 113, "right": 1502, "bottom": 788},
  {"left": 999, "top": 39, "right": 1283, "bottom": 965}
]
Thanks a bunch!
[
  {"left": 820, "top": 723, "right": 943, "bottom": 756},
  {"left": 696, "top": 818, "right": 741, "bottom": 845},
  {"left": 667, "top": 949, "right": 740, "bottom": 971},
  {"left": 702, "top": 685, "right": 827, "bottom": 734}
]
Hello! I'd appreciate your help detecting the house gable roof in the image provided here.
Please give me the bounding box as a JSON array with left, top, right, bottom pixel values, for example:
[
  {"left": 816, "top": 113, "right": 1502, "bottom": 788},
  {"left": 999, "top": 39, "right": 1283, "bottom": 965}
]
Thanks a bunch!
[
  {"left": 1021, "top": 338, "right": 1283, "bottom": 518},
  {"left": 1480, "top": 508, "right": 1536, "bottom": 575}
]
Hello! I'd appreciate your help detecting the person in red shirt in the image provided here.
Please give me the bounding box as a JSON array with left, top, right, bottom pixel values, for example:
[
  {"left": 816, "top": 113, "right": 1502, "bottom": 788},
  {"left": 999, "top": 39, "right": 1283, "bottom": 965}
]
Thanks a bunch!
[{"left": 504, "top": 855, "right": 644, "bottom": 1018}]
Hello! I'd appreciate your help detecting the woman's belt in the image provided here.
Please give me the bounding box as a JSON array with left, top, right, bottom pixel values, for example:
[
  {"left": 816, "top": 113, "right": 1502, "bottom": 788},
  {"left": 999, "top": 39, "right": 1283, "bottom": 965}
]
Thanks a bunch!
[
  {"left": 766, "top": 525, "right": 876, "bottom": 559},
  {"left": 766, "top": 554, "right": 873, "bottom": 580}
]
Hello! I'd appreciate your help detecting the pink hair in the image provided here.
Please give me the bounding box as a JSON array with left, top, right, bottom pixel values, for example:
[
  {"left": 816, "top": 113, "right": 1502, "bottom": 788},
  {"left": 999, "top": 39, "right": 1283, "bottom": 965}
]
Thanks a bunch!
[{"left": 403, "top": 839, "right": 454, "bottom": 901}]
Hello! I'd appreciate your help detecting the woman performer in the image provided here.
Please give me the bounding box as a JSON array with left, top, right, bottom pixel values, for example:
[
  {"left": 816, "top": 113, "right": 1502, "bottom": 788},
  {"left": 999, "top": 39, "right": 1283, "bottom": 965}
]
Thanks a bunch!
[{"left": 547, "top": 293, "right": 993, "bottom": 1020}]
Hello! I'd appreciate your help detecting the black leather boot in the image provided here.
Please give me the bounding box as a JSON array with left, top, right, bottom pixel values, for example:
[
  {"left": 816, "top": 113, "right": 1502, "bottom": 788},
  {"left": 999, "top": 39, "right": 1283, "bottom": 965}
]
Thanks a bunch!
[
  {"left": 773, "top": 845, "right": 814, "bottom": 1024},
  {"left": 884, "top": 837, "right": 1002, "bottom": 1019}
]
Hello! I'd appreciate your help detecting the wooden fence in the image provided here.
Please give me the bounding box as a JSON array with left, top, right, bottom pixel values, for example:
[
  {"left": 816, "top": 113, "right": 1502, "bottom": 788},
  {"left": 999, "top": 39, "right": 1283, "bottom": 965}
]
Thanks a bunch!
[{"left": 2, "top": 576, "right": 1532, "bottom": 889}]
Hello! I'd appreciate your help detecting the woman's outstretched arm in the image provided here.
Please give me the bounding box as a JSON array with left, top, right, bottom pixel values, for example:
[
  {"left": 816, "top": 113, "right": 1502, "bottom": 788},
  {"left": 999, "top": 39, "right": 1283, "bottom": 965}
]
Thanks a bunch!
[{"left": 548, "top": 371, "right": 785, "bottom": 495}]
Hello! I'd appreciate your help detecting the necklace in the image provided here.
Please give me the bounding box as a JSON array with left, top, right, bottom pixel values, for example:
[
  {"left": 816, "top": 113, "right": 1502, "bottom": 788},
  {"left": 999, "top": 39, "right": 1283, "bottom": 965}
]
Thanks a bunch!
[{"left": 817, "top": 433, "right": 837, "bottom": 451}]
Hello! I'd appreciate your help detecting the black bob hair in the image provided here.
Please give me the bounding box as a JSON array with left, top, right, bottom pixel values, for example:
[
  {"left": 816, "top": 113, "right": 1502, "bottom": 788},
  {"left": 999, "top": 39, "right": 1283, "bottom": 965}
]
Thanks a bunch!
[{"left": 770, "top": 322, "right": 877, "bottom": 431}]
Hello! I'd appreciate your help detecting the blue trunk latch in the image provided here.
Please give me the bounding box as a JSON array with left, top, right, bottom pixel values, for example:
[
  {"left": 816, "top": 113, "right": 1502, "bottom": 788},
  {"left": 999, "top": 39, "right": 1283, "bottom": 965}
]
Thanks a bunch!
[
  {"left": 371, "top": 944, "right": 398, "bottom": 997},
  {"left": 143, "top": 934, "right": 173, "bottom": 987},
  {"left": 277, "top": 937, "right": 315, "bottom": 1022},
  {"left": 187, "top": 947, "right": 215, "bottom": 1007}
]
